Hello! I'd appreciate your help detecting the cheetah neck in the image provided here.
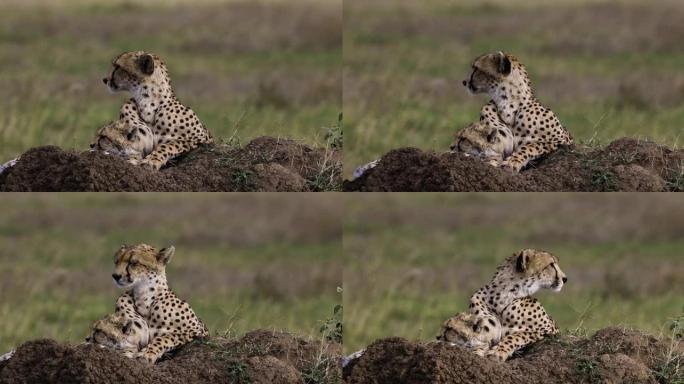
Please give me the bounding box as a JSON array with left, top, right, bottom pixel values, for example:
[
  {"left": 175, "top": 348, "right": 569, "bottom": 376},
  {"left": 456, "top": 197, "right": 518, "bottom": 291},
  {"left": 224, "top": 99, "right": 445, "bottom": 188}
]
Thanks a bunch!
[
  {"left": 132, "top": 74, "right": 176, "bottom": 125},
  {"left": 130, "top": 274, "right": 170, "bottom": 318},
  {"left": 491, "top": 67, "right": 534, "bottom": 126},
  {"left": 475, "top": 265, "right": 541, "bottom": 315}
]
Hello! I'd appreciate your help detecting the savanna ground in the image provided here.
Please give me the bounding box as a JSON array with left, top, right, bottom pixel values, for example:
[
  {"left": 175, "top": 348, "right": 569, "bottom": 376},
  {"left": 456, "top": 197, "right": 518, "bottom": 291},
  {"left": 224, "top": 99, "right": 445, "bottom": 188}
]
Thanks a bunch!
[
  {"left": 344, "top": 193, "right": 684, "bottom": 354},
  {"left": 0, "top": 194, "right": 342, "bottom": 354},
  {"left": 344, "top": 0, "right": 684, "bottom": 177},
  {"left": 0, "top": 0, "right": 341, "bottom": 163}
]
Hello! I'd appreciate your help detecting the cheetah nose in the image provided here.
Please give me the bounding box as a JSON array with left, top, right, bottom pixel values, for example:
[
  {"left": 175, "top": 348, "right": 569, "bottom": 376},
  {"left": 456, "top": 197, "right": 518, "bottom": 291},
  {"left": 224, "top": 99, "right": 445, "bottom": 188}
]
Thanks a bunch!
[
  {"left": 112, "top": 273, "right": 122, "bottom": 281},
  {"left": 562, "top": 277, "right": 568, "bottom": 283},
  {"left": 90, "top": 143, "right": 95, "bottom": 149},
  {"left": 462, "top": 80, "right": 467, "bottom": 86},
  {"left": 102, "top": 78, "right": 108, "bottom": 85}
]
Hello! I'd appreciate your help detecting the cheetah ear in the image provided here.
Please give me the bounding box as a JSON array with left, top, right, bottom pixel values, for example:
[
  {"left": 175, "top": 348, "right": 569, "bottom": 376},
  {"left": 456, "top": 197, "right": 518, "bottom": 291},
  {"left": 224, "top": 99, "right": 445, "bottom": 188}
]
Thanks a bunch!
[
  {"left": 486, "top": 127, "right": 498, "bottom": 143},
  {"left": 137, "top": 54, "right": 155, "bottom": 75},
  {"left": 472, "top": 318, "right": 482, "bottom": 332},
  {"left": 122, "top": 319, "right": 133, "bottom": 334},
  {"left": 497, "top": 51, "right": 511, "bottom": 76},
  {"left": 515, "top": 250, "right": 528, "bottom": 273},
  {"left": 126, "top": 128, "right": 138, "bottom": 141},
  {"left": 157, "top": 246, "right": 175, "bottom": 265}
]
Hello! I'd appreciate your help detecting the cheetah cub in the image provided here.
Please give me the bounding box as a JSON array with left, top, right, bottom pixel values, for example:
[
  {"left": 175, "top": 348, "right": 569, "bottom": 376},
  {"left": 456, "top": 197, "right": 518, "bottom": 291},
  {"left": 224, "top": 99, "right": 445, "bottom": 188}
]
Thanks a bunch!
[
  {"left": 449, "top": 120, "right": 515, "bottom": 167},
  {"left": 86, "top": 311, "right": 149, "bottom": 358},
  {"left": 91, "top": 117, "right": 155, "bottom": 163},
  {"left": 463, "top": 52, "right": 573, "bottom": 172},
  {"left": 437, "top": 311, "right": 502, "bottom": 356},
  {"left": 112, "top": 244, "right": 208, "bottom": 363},
  {"left": 103, "top": 51, "right": 213, "bottom": 170}
]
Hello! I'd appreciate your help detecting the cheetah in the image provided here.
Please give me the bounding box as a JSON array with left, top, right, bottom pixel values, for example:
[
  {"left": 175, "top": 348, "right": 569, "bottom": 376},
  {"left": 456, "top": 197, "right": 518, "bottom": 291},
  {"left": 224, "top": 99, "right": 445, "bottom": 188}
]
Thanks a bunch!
[
  {"left": 463, "top": 52, "right": 573, "bottom": 172},
  {"left": 86, "top": 311, "right": 149, "bottom": 358},
  {"left": 467, "top": 249, "right": 567, "bottom": 361},
  {"left": 351, "top": 119, "right": 514, "bottom": 180},
  {"left": 345, "top": 311, "right": 504, "bottom": 367},
  {"left": 437, "top": 311, "right": 502, "bottom": 356},
  {"left": 111, "top": 243, "right": 208, "bottom": 363},
  {"left": 103, "top": 51, "right": 213, "bottom": 170},
  {"left": 449, "top": 120, "right": 515, "bottom": 167},
  {"left": 90, "top": 116, "right": 155, "bottom": 163}
]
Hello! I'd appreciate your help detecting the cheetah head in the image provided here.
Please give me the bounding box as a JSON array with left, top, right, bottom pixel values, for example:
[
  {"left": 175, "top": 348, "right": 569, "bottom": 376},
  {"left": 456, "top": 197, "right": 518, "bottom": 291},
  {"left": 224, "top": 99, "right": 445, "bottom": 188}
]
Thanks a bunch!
[
  {"left": 90, "top": 120, "right": 154, "bottom": 160},
  {"left": 450, "top": 121, "right": 510, "bottom": 164},
  {"left": 111, "top": 244, "right": 174, "bottom": 289},
  {"left": 437, "top": 312, "right": 501, "bottom": 352},
  {"left": 102, "top": 51, "right": 166, "bottom": 94},
  {"left": 509, "top": 249, "right": 567, "bottom": 293},
  {"left": 86, "top": 313, "right": 148, "bottom": 353},
  {"left": 463, "top": 51, "right": 528, "bottom": 96}
]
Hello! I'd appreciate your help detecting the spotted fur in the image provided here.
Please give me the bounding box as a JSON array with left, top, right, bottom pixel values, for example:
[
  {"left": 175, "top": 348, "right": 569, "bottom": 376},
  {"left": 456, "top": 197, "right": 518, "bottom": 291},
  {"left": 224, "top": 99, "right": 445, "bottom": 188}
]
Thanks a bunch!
[
  {"left": 91, "top": 111, "right": 155, "bottom": 162},
  {"left": 468, "top": 249, "right": 567, "bottom": 361},
  {"left": 112, "top": 244, "right": 208, "bottom": 364},
  {"left": 86, "top": 308, "right": 149, "bottom": 358},
  {"left": 103, "top": 51, "right": 213, "bottom": 170},
  {"left": 449, "top": 120, "right": 515, "bottom": 167},
  {"left": 437, "top": 311, "right": 502, "bottom": 356},
  {"left": 463, "top": 52, "right": 573, "bottom": 171}
]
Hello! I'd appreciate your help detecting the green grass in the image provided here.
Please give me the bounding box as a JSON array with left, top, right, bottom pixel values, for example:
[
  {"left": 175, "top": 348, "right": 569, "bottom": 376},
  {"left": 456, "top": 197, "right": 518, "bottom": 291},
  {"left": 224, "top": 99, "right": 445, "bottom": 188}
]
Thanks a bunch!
[
  {"left": 0, "top": 0, "right": 341, "bottom": 161},
  {"left": 344, "top": 193, "right": 684, "bottom": 352},
  {"left": 344, "top": 0, "right": 684, "bottom": 176},
  {"left": 0, "top": 194, "right": 342, "bottom": 352}
]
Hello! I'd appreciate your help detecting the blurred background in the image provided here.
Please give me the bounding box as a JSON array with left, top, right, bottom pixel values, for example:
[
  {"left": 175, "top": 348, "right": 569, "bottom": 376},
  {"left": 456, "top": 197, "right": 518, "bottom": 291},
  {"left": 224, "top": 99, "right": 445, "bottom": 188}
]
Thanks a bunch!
[
  {"left": 0, "top": 0, "right": 341, "bottom": 161},
  {"left": 0, "top": 193, "right": 342, "bottom": 352},
  {"left": 344, "top": 193, "right": 684, "bottom": 352},
  {"left": 344, "top": 0, "right": 684, "bottom": 176}
]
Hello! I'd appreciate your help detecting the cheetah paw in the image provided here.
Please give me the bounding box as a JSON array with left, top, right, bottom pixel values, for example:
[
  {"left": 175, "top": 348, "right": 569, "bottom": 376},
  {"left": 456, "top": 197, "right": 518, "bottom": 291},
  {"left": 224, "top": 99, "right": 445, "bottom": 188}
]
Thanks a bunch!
[
  {"left": 499, "top": 161, "right": 520, "bottom": 172},
  {"left": 138, "top": 159, "right": 160, "bottom": 171},
  {"left": 485, "top": 349, "right": 508, "bottom": 362},
  {"left": 134, "top": 353, "right": 155, "bottom": 364}
]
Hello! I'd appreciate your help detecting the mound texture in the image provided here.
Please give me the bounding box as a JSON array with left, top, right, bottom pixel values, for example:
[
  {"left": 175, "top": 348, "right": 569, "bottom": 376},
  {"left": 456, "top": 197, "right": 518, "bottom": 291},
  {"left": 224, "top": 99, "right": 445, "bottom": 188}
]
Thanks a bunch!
[
  {"left": 0, "top": 137, "right": 341, "bottom": 192},
  {"left": 0, "top": 330, "right": 341, "bottom": 384},
  {"left": 343, "top": 327, "right": 682, "bottom": 384},
  {"left": 344, "top": 138, "right": 684, "bottom": 192}
]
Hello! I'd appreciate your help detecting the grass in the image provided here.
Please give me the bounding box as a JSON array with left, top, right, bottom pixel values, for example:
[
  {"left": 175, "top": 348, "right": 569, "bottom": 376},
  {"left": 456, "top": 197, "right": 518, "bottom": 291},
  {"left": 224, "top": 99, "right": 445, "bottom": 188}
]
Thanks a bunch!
[
  {"left": 0, "top": 194, "right": 342, "bottom": 353},
  {"left": 343, "top": 193, "right": 684, "bottom": 353},
  {"left": 0, "top": 0, "right": 341, "bottom": 162},
  {"left": 344, "top": 0, "right": 684, "bottom": 176}
]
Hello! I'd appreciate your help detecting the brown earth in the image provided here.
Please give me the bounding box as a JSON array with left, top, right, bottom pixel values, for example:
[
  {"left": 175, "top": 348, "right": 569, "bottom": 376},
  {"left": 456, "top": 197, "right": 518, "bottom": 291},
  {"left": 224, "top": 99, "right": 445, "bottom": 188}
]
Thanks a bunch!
[
  {"left": 344, "top": 138, "right": 684, "bottom": 192},
  {"left": 0, "top": 136, "right": 341, "bottom": 192},
  {"left": 343, "top": 327, "right": 683, "bottom": 384},
  {"left": 0, "top": 329, "right": 341, "bottom": 384}
]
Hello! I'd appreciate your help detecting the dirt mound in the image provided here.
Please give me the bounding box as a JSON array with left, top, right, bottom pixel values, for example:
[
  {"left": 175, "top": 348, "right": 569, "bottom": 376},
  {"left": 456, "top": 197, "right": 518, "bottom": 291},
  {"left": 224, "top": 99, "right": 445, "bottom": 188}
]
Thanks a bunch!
[
  {"left": 0, "top": 329, "right": 341, "bottom": 384},
  {"left": 344, "top": 138, "right": 684, "bottom": 192},
  {"left": 0, "top": 136, "right": 341, "bottom": 192},
  {"left": 344, "top": 327, "right": 682, "bottom": 384}
]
